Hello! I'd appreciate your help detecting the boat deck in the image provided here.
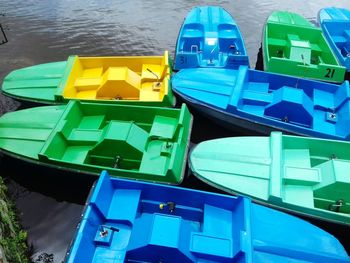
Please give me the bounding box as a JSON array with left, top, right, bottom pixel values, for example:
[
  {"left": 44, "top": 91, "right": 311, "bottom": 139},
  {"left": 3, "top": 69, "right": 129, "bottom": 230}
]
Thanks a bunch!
[
  {"left": 174, "top": 6, "right": 249, "bottom": 70},
  {"left": 172, "top": 66, "right": 350, "bottom": 140}
]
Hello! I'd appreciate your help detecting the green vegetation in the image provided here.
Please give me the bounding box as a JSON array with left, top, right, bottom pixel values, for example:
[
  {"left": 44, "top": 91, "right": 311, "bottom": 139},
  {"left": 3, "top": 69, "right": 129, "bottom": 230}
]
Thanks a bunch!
[{"left": 0, "top": 176, "right": 29, "bottom": 263}]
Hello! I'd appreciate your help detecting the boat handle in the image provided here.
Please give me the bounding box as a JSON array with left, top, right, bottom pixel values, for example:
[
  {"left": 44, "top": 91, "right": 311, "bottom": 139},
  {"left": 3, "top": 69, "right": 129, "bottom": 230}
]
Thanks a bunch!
[{"left": 191, "top": 45, "right": 199, "bottom": 53}]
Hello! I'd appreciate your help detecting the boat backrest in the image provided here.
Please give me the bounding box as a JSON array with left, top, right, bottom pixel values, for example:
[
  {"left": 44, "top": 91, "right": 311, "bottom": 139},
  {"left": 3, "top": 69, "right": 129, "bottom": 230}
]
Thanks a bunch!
[
  {"left": 180, "top": 23, "right": 204, "bottom": 52},
  {"left": 189, "top": 204, "right": 234, "bottom": 261},
  {"left": 90, "top": 172, "right": 115, "bottom": 219},
  {"left": 334, "top": 81, "right": 350, "bottom": 110},
  {"left": 106, "top": 189, "right": 141, "bottom": 224},
  {"left": 227, "top": 66, "right": 249, "bottom": 110},
  {"left": 264, "top": 86, "right": 314, "bottom": 126},
  {"left": 218, "top": 23, "right": 239, "bottom": 54},
  {"left": 96, "top": 67, "right": 141, "bottom": 99}
]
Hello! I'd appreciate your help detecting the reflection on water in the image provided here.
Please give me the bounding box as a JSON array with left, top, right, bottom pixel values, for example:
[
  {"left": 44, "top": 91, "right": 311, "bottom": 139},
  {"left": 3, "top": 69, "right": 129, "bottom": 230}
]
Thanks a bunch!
[{"left": 0, "top": 0, "right": 350, "bottom": 261}]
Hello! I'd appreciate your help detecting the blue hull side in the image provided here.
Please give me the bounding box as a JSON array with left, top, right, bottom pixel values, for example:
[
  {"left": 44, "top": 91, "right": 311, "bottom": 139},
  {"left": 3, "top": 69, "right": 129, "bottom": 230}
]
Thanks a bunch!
[
  {"left": 66, "top": 171, "right": 350, "bottom": 262},
  {"left": 319, "top": 7, "right": 350, "bottom": 71},
  {"left": 172, "top": 66, "right": 350, "bottom": 140},
  {"left": 174, "top": 6, "right": 249, "bottom": 70}
]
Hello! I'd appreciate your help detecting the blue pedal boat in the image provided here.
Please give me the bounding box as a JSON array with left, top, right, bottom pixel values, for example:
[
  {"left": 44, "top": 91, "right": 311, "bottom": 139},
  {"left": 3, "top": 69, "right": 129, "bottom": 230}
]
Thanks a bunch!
[
  {"left": 172, "top": 66, "right": 350, "bottom": 141},
  {"left": 65, "top": 171, "right": 350, "bottom": 262},
  {"left": 319, "top": 7, "right": 350, "bottom": 72},
  {"left": 173, "top": 6, "right": 249, "bottom": 70}
]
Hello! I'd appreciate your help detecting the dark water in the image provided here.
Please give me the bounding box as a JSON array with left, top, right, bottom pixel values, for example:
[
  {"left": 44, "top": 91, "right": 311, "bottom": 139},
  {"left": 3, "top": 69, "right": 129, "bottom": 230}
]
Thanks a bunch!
[{"left": 0, "top": 0, "right": 350, "bottom": 262}]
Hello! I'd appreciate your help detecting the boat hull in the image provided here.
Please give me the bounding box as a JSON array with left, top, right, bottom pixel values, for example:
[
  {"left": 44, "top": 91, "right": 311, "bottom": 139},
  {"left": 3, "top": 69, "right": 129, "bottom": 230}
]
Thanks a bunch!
[
  {"left": 172, "top": 67, "right": 350, "bottom": 141},
  {"left": 66, "top": 171, "right": 350, "bottom": 262},
  {"left": 263, "top": 11, "right": 346, "bottom": 83},
  {"left": 190, "top": 132, "right": 350, "bottom": 225},
  {"left": 2, "top": 52, "right": 176, "bottom": 107},
  {"left": 0, "top": 101, "right": 192, "bottom": 184},
  {"left": 319, "top": 7, "right": 350, "bottom": 71},
  {"left": 174, "top": 6, "right": 249, "bottom": 70}
]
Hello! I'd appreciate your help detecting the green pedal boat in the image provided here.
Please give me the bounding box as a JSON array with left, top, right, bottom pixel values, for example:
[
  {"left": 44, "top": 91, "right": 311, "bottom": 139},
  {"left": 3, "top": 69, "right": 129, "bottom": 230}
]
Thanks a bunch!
[
  {"left": 1, "top": 52, "right": 175, "bottom": 106},
  {"left": 190, "top": 132, "right": 350, "bottom": 224},
  {"left": 0, "top": 101, "right": 192, "bottom": 184},
  {"left": 263, "top": 11, "right": 346, "bottom": 83}
]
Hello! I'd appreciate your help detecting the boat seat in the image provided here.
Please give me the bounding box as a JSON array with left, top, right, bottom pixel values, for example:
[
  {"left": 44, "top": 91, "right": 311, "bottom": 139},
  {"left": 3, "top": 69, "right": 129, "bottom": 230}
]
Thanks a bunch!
[
  {"left": 96, "top": 67, "right": 141, "bottom": 99},
  {"left": 241, "top": 90, "right": 272, "bottom": 106},
  {"left": 283, "top": 184, "right": 315, "bottom": 208},
  {"left": 289, "top": 40, "right": 311, "bottom": 63},
  {"left": 61, "top": 146, "right": 90, "bottom": 164},
  {"left": 79, "top": 115, "right": 106, "bottom": 129},
  {"left": 107, "top": 189, "right": 141, "bottom": 224},
  {"left": 344, "top": 29, "right": 350, "bottom": 40},
  {"left": 268, "top": 38, "right": 287, "bottom": 47},
  {"left": 333, "top": 35, "right": 348, "bottom": 45},
  {"left": 227, "top": 66, "right": 249, "bottom": 109},
  {"left": 264, "top": 86, "right": 314, "bottom": 126},
  {"left": 181, "top": 24, "right": 204, "bottom": 53},
  {"left": 190, "top": 204, "right": 234, "bottom": 259},
  {"left": 141, "top": 64, "right": 165, "bottom": 84},
  {"left": 74, "top": 67, "right": 104, "bottom": 91},
  {"left": 269, "top": 132, "right": 282, "bottom": 200},
  {"left": 67, "top": 129, "right": 103, "bottom": 143},
  {"left": 149, "top": 115, "right": 178, "bottom": 140},
  {"left": 283, "top": 166, "right": 320, "bottom": 186}
]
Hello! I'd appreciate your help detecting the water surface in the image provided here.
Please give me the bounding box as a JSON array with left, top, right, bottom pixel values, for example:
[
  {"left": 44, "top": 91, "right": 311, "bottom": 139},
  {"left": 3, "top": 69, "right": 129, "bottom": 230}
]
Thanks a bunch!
[{"left": 0, "top": 0, "right": 349, "bottom": 261}]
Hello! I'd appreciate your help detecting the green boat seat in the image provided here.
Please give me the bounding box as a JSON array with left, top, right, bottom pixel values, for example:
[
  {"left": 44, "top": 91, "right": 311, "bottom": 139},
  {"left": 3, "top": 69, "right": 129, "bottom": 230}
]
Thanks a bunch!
[
  {"left": 79, "top": 115, "right": 106, "bottom": 129},
  {"left": 267, "top": 38, "right": 287, "bottom": 47},
  {"left": 61, "top": 146, "right": 90, "bottom": 164},
  {"left": 284, "top": 184, "right": 315, "bottom": 208},
  {"left": 140, "top": 140, "right": 172, "bottom": 175},
  {"left": 288, "top": 36, "right": 312, "bottom": 64},
  {"left": 68, "top": 129, "right": 103, "bottom": 143},
  {"left": 149, "top": 115, "right": 178, "bottom": 140},
  {"left": 314, "top": 160, "right": 350, "bottom": 213},
  {"left": 283, "top": 166, "right": 320, "bottom": 186}
]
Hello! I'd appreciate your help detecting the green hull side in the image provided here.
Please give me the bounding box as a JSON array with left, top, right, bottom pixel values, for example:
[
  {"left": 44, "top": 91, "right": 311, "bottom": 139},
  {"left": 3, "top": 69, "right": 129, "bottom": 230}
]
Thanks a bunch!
[
  {"left": 190, "top": 132, "right": 350, "bottom": 224},
  {"left": 0, "top": 101, "right": 192, "bottom": 184},
  {"left": 263, "top": 11, "right": 346, "bottom": 83},
  {"left": 2, "top": 61, "right": 68, "bottom": 103},
  {"left": 2, "top": 57, "right": 176, "bottom": 107}
]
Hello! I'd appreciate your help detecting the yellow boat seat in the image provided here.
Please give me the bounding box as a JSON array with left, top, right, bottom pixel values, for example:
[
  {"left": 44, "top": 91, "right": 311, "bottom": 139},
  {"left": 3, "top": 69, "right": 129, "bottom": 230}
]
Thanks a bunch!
[{"left": 96, "top": 67, "right": 141, "bottom": 99}]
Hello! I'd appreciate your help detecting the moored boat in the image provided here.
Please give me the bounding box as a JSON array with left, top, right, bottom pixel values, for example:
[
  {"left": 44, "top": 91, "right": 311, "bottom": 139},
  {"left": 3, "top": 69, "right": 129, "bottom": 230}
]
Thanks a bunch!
[
  {"left": 319, "top": 7, "right": 350, "bottom": 72},
  {"left": 172, "top": 66, "right": 350, "bottom": 141},
  {"left": 263, "top": 11, "right": 345, "bottom": 83},
  {"left": 174, "top": 6, "right": 249, "bottom": 70},
  {"left": 0, "top": 101, "right": 192, "bottom": 184},
  {"left": 190, "top": 131, "right": 350, "bottom": 225},
  {"left": 65, "top": 170, "right": 350, "bottom": 262},
  {"left": 2, "top": 51, "right": 175, "bottom": 106}
]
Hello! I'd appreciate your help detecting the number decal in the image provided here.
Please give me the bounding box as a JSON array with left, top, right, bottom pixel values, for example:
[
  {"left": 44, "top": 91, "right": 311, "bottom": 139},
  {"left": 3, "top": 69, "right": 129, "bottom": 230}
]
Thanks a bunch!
[
  {"left": 325, "top": 68, "right": 335, "bottom": 78},
  {"left": 180, "top": 56, "right": 187, "bottom": 65}
]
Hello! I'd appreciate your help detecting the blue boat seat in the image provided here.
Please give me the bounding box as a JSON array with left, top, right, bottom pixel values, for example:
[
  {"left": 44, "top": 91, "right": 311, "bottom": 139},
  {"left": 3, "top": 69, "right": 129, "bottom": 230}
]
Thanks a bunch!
[
  {"left": 335, "top": 101, "right": 350, "bottom": 137},
  {"left": 227, "top": 66, "right": 249, "bottom": 110},
  {"left": 218, "top": 24, "right": 239, "bottom": 54},
  {"left": 241, "top": 90, "right": 272, "bottom": 106},
  {"left": 180, "top": 23, "right": 204, "bottom": 52},
  {"left": 264, "top": 86, "right": 314, "bottom": 126},
  {"left": 190, "top": 205, "right": 234, "bottom": 260},
  {"left": 107, "top": 189, "right": 141, "bottom": 224}
]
